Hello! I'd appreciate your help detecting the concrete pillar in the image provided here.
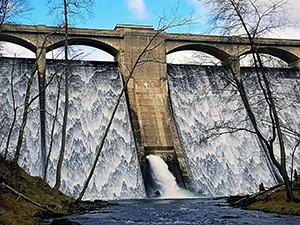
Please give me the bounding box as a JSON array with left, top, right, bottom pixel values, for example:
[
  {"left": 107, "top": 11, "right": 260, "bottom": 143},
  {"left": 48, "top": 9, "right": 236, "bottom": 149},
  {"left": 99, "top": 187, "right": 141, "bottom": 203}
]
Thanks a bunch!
[
  {"left": 36, "top": 47, "right": 46, "bottom": 173},
  {"left": 115, "top": 25, "right": 193, "bottom": 193},
  {"left": 223, "top": 56, "right": 241, "bottom": 81},
  {"left": 289, "top": 59, "right": 300, "bottom": 74}
]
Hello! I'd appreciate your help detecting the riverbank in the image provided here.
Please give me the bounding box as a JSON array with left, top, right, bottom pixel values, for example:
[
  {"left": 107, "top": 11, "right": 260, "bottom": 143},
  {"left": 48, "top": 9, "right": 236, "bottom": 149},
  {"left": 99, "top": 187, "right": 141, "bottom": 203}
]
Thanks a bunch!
[
  {"left": 0, "top": 155, "right": 74, "bottom": 224},
  {"left": 227, "top": 182, "right": 300, "bottom": 216},
  {"left": 1, "top": 154, "right": 300, "bottom": 224},
  {"left": 0, "top": 156, "right": 108, "bottom": 225}
]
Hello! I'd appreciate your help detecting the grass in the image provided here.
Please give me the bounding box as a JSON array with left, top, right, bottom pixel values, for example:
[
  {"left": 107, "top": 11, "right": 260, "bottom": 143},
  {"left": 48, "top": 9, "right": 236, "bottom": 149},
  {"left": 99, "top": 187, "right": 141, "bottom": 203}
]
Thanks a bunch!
[
  {"left": 0, "top": 155, "right": 75, "bottom": 225},
  {"left": 249, "top": 183, "right": 300, "bottom": 216}
]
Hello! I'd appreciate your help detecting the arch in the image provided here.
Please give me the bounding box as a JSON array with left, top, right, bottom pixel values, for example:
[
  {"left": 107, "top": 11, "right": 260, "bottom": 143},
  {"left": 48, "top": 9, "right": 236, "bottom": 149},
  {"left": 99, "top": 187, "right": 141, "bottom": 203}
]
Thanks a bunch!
[
  {"left": 241, "top": 47, "right": 300, "bottom": 64},
  {"left": 167, "top": 44, "right": 231, "bottom": 62},
  {"left": 0, "top": 34, "right": 36, "bottom": 53},
  {"left": 167, "top": 51, "right": 222, "bottom": 65},
  {"left": 46, "top": 38, "right": 119, "bottom": 57}
]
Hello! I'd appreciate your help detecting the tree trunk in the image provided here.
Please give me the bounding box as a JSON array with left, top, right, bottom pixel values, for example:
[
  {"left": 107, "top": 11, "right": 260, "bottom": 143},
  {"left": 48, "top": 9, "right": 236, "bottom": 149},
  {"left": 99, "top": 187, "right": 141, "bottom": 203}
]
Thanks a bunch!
[
  {"left": 255, "top": 52, "right": 294, "bottom": 202},
  {"left": 232, "top": 0, "right": 294, "bottom": 201},
  {"left": 54, "top": 0, "right": 69, "bottom": 190},
  {"left": 13, "top": 61, "right": 38, "bottom": 164},
  {"left": 37, "top": 47, "right": 47, "bottom": 176},
  {"left": 5, "top": 58, "right": 17, "bottom": 159},
  {"left": 44, "top": 75, "right": 62, "bottom": 181},
  {"left": 228, "top": 56, "right": 293, "bottom": 200}
]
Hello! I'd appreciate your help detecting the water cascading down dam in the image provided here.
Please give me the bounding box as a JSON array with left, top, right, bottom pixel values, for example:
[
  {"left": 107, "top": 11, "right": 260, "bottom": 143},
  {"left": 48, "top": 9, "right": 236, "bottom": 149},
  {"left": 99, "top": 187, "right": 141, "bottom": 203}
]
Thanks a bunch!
[
  {"left": 1, "top": 24, "right": 300, "bottom": 199},
  {"left": 0, "top": 57, "right": 192, "bottom": 199},
  {"left": 2, "top": 57, "right": 300, "bottom": 199}
]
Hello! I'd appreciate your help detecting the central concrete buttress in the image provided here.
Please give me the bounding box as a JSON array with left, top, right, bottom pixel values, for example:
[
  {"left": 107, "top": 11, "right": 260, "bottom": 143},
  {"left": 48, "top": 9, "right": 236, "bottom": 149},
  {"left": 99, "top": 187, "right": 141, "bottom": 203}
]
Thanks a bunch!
[{"left": 115, "top": 24, "right": 193, "bottom": 194}]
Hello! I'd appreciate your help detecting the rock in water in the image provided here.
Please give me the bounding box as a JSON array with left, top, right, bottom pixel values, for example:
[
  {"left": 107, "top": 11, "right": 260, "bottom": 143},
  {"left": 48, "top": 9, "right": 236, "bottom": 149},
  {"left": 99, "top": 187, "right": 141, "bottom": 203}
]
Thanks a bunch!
[{"left": 49, "top": 218, "right": 82, "bottom": 225}]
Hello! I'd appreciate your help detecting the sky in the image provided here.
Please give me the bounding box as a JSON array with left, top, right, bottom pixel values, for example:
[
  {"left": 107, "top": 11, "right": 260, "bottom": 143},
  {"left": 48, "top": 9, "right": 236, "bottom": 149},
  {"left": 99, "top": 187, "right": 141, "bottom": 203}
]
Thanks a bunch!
[
  {"left": 23, "top": 0, "right": 300, "bottom": 37},
  {"left": 3, "top": 0, "right": 300, "bottom": 61},
  {"left": 27, "top": 0, "right": 201, "bottom": 32}
]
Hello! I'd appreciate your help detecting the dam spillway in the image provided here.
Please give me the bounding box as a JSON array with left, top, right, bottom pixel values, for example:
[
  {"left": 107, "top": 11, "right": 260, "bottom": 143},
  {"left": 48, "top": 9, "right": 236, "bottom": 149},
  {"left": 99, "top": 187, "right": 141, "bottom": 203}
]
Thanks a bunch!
[
  {"left": 168, "top": 64, "right": 300, "bottom": 196},
  {"left": 1, "top": 57, "right": 300, "bottom": 199},
  {"left": 0, "top": 57, "right": 191, "bottom": 199},
  {"left": 0, "top": 58, "right": 146, "bottom": 200}
]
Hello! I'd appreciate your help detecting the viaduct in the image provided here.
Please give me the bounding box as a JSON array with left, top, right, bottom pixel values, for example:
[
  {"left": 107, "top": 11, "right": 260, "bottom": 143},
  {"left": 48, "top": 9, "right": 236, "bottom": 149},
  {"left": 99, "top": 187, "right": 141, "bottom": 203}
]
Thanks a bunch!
[{"left": 2, "top": 24, "right": 300, "bottom": 192}]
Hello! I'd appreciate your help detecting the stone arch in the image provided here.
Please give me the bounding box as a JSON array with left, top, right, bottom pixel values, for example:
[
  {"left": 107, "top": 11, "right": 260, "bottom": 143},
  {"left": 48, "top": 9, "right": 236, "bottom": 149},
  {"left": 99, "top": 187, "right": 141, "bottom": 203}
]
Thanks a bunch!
[
  {"left": 166, "top": 44, "right": 231, "bottom": 62},
  {"left": 240, "top": 47, "right": 300, "bottom": 64},
  {"left": 46, "top": 38, "right": 119, "bottom": 57},
  {"left": 0, "top": 34, "right": 36, "bottom": 53}
]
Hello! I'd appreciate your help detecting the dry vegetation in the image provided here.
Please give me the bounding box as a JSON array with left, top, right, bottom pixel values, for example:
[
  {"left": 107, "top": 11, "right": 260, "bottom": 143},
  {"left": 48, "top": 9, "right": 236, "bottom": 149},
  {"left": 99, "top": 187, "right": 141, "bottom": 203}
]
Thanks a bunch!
[
  {"left": 249, "top": 182, "right": 300, "bottom": 215},
  {"left": 228, "top": 181, "right": 300, "bottom": 216},
  {"left": 0, "top": 155, "right": 75, "bottom": 225},
  {"left": 1, "top": 153, "right": 300, "bottom": 225}
]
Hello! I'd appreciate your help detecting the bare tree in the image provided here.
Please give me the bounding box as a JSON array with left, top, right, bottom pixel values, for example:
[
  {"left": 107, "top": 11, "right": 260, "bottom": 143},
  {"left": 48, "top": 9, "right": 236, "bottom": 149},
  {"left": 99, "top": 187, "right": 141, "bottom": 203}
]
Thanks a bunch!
[
  {"left": 47, "top": 0, "right": 94, "bottom": 27},
  {"left": 53, "top": 0, "right": 70, "bottom": 190},
  {"left": 43, "top": 71, "right": 62, "bottom": 181},
  {"left": 0, "top": 0, "right": 31, "bottom": 27},
  {"left": 43, "top": 51, "right": 84, "bottom": 181},
  {"left": 198, "top": 0, "right": 298, "bottom": 201},
  {"left": 4, "top": 55, "right": 18, "bottom": 159},
  {"left": 47, "top": 0, "right": 94, "bottom": 190},
  {"left": 0, "top": 1, "right": 34, "bottom": 160},
  {"left": 0, "top": 0, "right": 32, "bottom": 57},
  {"left": 12, "top": 47, "right": 61, "bottom": 164},
  {"left": 13, "top": 59, "right": 38, "bottom": 164},
  {"left": 1, "top": 30, "right": 65, "bottom": 168}
]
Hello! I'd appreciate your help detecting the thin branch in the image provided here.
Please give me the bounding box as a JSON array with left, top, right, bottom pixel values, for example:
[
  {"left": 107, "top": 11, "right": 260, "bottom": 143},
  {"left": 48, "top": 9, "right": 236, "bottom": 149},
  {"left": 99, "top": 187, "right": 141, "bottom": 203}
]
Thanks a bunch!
[{"left": 0, "top": 182, "right": 55, "bottom": 213}]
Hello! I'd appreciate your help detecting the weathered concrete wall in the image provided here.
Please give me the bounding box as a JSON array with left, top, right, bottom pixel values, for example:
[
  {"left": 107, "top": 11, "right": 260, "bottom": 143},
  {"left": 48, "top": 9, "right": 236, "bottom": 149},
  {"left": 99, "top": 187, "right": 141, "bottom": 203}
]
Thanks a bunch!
[{"left": 114, "top": 25, "right": 192, "bottom": 190}]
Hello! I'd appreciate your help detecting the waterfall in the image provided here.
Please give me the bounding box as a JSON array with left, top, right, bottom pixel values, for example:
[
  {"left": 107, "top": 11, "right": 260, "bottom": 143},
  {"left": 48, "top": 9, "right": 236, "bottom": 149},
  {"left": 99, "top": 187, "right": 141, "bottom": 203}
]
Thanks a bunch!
[
  {"left": 2, "top": 57, "right": 299, "bottom": 200},
  {"left": 168, "top": 64, "right": 300, "bottom": 197},
  {"left": 146, "top": 154, "right": 195, "bottom": 198},
  {"left": 0, "top": 58, "right": 146, "bottom": 200}
]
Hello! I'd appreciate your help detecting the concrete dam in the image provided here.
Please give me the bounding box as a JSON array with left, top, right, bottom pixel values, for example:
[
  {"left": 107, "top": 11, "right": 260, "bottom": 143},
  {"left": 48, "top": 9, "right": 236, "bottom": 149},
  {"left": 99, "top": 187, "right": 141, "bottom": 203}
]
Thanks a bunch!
[{"left": 1, "top": 24, "right": 300, "bottom": 199}]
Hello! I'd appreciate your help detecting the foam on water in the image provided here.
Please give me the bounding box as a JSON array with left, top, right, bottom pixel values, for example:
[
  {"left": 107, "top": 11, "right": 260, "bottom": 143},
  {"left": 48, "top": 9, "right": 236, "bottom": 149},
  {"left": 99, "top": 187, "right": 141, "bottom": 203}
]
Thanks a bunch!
[{"left": 146, "top": 154, "right": 195, "bottom": 198}]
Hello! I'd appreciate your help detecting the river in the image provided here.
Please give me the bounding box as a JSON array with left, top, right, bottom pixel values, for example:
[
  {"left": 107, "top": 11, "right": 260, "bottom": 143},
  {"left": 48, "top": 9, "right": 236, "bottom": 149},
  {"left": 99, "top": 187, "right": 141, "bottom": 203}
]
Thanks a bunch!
[{"left": 64, "top": 198, "right": 300, "bottom": 225}]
